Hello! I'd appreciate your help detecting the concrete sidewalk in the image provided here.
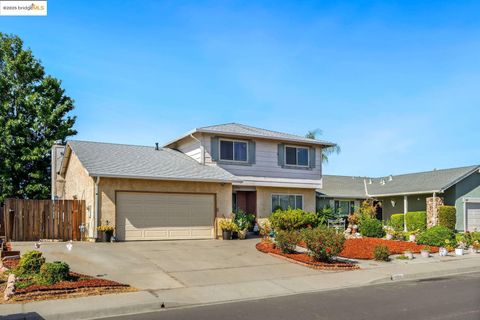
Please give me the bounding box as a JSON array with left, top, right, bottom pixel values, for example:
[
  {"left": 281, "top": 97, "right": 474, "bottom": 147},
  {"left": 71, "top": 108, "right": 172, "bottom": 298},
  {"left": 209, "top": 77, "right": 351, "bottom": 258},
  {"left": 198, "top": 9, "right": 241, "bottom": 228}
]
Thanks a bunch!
[{"left": 2, "top": 252, "right": 479, "bottom": 320}]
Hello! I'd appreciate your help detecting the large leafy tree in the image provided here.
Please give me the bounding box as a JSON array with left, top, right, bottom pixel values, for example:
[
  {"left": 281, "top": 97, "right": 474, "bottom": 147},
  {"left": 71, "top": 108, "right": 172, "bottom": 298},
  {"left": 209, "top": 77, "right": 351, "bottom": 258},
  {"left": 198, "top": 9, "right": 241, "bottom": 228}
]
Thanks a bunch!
[
  {"left": 0, "top": 33, "right": 76, "bottom": 202},
  {"left": 305, "top": 129, "right": 341, "bottom": 163}
]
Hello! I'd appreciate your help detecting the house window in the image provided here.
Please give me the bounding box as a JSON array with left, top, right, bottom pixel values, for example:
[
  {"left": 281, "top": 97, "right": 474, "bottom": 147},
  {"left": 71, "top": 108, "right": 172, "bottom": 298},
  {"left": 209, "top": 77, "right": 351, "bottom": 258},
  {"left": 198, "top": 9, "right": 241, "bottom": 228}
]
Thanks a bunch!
[
  {"left": 334, "top": 200, "right": 355, "bottom": 217},
  {"left": 220, "top": 140, "right": 247, "bottom": 162},
  {"left": 271, "top": 194, "right": 303, "bottom": 212},
  {"left": 285, "top": 146, "right": 309, "bottom": 166}
]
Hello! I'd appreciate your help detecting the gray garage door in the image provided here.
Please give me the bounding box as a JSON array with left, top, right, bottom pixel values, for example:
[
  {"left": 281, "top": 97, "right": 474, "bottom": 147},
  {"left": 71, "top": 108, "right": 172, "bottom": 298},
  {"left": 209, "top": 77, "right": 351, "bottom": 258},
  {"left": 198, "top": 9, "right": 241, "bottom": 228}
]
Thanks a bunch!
[
  {"left": 466, "top": 202, "right": 480, "bottom": 232},
  {"left": 116, "top": 192, "right": 215, "bottom": 241}
]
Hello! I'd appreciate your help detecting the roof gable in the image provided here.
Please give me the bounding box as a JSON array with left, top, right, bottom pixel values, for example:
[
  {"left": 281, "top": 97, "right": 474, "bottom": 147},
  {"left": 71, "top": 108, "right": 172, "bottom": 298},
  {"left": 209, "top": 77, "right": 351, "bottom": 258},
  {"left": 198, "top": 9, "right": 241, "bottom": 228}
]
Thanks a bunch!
[{"left": 164, "top": 123, "right": 335, "bottom": 147}]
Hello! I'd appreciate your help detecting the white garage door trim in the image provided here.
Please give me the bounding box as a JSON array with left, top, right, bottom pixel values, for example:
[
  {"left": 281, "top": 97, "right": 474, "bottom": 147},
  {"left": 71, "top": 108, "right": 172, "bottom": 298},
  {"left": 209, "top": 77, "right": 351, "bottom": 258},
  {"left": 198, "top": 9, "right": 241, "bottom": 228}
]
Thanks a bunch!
[
  {"left": 464, "top": 198, "right": 480, "bottom": 232},
  {"left": 115, "top": 191, "right": 216, "bottom": 241}
]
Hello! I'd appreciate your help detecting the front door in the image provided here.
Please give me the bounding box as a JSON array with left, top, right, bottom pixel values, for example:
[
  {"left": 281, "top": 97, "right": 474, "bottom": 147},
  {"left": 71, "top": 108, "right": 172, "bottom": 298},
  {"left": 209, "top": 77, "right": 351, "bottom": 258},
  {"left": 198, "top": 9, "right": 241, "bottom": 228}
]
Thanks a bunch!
[{"left": 234, "top": 191, "right": 257, "bottom": 216}]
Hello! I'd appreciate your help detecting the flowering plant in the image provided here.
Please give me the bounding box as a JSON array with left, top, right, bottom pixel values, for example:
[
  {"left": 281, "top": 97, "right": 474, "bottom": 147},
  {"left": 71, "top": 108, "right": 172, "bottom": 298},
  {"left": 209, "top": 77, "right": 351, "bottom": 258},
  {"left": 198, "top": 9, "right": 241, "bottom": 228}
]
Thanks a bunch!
[
  {"left": 444, "top": 239, "right": 454, "bottom": 251},
  {"left": 472, "top": 240, "right": 480, "bottom": 250},
  {"left": 97, "top": 225, "right": 114, "bottom": 233},
  {"left": 383, "top": 225, "right": 395, "bottom": 235}
]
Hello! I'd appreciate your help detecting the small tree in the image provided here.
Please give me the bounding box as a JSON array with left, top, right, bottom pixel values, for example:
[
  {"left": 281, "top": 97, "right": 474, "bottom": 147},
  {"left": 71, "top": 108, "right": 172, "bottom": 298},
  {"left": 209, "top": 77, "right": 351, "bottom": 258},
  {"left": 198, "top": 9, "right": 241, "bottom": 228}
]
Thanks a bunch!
[
  {"left": 305, "top": 129, "right": 340, "bottom": 163},
  {"left": 0, "top": 33, "right": 77, "bottom": 202}
]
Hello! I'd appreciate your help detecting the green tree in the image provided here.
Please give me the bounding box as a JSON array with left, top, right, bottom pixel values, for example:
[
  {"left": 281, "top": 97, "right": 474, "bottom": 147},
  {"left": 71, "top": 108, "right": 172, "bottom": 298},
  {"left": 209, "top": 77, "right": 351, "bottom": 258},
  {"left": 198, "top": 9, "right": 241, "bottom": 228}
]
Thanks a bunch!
[
  {"left": 305, "top": 129, "right": 340, "bottom": 163},
  {"left": 0, "top": 33, "right": 76, "bottom": 202}
]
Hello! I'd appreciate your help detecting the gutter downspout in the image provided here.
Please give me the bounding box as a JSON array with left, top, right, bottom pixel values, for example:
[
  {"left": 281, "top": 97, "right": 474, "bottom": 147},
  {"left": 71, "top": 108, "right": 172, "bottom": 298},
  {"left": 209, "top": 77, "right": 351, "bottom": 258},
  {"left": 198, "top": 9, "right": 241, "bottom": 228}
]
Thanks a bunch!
[
  {"left": 94, "top": 177, "right": 100, "bottom": 239},
  {"left": 403, "top": 195, "right": 408, "bottom": 232},
  {"left": 190, "top": 133, "right": 205, "bottom": 165}
]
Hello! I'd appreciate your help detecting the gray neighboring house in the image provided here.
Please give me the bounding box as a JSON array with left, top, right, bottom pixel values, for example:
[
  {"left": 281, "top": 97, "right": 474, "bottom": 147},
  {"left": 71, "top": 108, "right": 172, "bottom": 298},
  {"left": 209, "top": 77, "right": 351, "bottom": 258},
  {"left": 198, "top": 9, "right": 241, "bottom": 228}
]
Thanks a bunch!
[{"left": 317, "top": 165, "right": 480, "bottom": 231}]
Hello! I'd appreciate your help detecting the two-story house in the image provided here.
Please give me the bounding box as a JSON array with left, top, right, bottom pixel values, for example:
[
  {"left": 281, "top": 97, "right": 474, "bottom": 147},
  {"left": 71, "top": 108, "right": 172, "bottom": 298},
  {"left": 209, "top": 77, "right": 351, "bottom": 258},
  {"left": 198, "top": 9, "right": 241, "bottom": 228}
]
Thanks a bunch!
[{"left": 52, "top": 123, "right": 334, "bottom": 241}]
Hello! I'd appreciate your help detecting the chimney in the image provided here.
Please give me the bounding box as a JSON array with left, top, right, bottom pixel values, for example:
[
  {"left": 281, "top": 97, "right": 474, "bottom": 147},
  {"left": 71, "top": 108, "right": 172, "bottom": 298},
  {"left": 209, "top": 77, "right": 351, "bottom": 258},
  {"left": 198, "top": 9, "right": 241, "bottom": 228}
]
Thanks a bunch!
[{"left": 155, "top": 142, "right": 159, "bottom": 151}]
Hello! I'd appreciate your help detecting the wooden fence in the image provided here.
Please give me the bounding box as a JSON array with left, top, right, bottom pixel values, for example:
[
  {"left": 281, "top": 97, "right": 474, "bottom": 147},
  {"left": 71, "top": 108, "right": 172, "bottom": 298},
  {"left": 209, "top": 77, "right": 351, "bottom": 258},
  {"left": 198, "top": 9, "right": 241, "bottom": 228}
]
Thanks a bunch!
[
  {"left": 0, "top": 205, "right": 4, "bottom": 237},
  {"left": 3, "top": 199, "right": 86, "bottom": 241}
]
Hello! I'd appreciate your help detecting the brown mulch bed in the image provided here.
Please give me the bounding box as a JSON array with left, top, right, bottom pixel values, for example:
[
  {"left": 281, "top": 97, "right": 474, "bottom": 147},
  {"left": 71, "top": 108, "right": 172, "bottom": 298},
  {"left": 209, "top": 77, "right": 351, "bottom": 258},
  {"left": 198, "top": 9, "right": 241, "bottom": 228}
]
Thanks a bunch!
[
  {"left": 14, "top": 272, "right": 130, "bottom": 294},
  {"left": 337, "top": 238, "right": 439, "bottom": 260},
  {"left": 256, "top": 242, "right": 359, "bottom": 270}
]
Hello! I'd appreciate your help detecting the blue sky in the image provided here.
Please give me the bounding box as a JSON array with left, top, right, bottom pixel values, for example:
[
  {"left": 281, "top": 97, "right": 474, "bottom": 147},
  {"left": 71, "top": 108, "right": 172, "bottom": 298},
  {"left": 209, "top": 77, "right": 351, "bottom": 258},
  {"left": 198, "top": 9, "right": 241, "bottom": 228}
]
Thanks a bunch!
[{"left": 2, "top": 1, "right": 479, "bottom": 177}]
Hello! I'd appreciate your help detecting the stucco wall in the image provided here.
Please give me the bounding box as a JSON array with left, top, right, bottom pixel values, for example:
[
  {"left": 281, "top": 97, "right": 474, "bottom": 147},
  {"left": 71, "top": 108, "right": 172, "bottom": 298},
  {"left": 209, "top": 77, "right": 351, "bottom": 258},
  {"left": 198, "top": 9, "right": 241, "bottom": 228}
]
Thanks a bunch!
[
  {"left": 99, "top": 178, "right": 233, "bottom": 230},
  {"left": 60, "top": 151, "right": 95, "bottom": 237},
  {"left": 256, "top": 187, "right": 316, "bottom": 218}
]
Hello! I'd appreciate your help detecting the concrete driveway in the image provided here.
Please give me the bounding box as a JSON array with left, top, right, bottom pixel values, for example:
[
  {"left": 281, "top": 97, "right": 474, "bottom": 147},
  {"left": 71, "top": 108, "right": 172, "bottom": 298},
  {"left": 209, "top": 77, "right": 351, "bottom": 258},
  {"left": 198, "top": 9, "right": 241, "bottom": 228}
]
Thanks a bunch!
[{"left": 12, "top": 238, "right": 319, "bottom": 291}]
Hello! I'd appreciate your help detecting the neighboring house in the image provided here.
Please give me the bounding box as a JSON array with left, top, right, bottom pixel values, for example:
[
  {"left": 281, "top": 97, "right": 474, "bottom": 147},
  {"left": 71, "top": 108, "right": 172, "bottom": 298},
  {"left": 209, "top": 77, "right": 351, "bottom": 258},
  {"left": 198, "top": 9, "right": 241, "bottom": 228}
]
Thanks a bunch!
[
  {"left": 52, "top": 123, "right": 334, "bottom": 241},
  {"left": 317, "top": 165, "right": 480, "bottom": 231}
]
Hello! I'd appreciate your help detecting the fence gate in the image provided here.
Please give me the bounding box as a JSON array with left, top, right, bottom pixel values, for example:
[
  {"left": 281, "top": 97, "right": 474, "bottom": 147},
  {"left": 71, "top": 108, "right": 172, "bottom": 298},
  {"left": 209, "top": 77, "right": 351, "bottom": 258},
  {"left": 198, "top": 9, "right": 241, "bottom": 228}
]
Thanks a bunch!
[{"left": 3, "top": 199, "right": 86, "bottom": 241}]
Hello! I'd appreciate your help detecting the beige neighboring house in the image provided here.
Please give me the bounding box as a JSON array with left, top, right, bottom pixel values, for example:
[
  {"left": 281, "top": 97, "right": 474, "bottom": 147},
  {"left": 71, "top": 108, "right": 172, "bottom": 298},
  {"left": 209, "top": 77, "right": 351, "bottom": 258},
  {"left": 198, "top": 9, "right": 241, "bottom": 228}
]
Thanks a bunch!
[{"left": 52, "top": 123, "right": 334, "bottom": 241}]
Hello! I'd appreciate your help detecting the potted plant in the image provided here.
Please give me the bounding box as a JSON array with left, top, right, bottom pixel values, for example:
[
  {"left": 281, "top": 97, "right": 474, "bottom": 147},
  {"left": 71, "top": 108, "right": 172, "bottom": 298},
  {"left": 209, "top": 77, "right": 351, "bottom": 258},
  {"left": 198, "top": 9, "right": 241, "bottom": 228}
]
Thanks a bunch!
[
  {"left": 404, "top": 250, "right": 414, "bottom": 260},
  {"left": 438, "top": 246, "right": 448, "bottom": 256},
  {"left": 470, "top": 240, "right": 480, "bottom": 254},
  {"left": 384, "top": 226, "right": 395, "bottom": 240},
  {"left": 420, "top": 246, "right": 431, "bottom": 258},
  {"left": 455, "top": 242, "right": 466, "bottom": 256},
  {"left": 97, "top": 225, "right": 114, "bottom": 242},
  {"left": 219, "top": 219, "right": 236, "bottom": 240},
  {"left": 408, "top": 229, "right": 419, "bottom": 242},
  {"left": 233, "top": 211, "right": 254, "bottom": 240},
  {"left": 444, "top": 239, "right": 455, "bottom": 255}
]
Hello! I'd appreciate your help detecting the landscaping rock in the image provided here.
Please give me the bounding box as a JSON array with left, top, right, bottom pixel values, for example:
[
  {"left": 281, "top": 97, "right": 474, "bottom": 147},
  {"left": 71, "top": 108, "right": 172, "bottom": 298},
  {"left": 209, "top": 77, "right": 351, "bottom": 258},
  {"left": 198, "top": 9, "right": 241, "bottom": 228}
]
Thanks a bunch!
[{"left": 4, "top": 273, "right": 16, "bottom": 300}]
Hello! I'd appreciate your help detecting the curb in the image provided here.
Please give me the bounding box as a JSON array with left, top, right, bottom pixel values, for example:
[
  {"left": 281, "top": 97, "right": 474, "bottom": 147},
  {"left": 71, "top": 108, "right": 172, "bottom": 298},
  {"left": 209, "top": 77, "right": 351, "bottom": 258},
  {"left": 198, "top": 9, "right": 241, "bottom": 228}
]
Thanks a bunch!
[{"left": 369, "top": 265, "right": 480, "bottom": 285}]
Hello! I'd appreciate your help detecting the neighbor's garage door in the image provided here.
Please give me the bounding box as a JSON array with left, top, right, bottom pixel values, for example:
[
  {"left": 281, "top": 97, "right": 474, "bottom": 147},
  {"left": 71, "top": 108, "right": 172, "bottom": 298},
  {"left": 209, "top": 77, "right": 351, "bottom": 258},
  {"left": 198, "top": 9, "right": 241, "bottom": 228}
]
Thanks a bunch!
[
  {"left": 466, "top": 202, "right": 480, "bottom": 231},
  {"left": 116, "top": 192, "right": 215, "bottom": 241}
]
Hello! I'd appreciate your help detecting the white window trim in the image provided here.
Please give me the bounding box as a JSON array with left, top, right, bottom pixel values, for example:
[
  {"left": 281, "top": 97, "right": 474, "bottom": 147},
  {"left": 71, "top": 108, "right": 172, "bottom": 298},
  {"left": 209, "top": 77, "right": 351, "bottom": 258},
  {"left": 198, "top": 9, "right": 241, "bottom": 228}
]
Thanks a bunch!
[
  {"left": 219, "top": 138, "right": 249, "bottom": 163},
  {"left": 271, "top": 193, "right": 304, "bottom": 212},
  {"left": 284, "top": 145, "right": 309, "bottom": 167}
]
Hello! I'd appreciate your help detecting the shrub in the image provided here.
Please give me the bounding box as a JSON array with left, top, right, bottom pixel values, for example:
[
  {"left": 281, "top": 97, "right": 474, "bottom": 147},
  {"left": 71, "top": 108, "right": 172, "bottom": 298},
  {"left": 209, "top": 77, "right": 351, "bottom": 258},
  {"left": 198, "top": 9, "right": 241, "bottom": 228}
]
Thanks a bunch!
[
  {"left": 389, "top": 214, "right": 405, "bottom": 231},
  {"left": 438, "top": 206, "right": 456, "bottom": 230},
  {"left": 233, "top": 210, "right": 255, "bottom": 231},
  {"left": 406, "top": 211, "right": 427, "bottom": 231},
  {"left": 301, "top": 227, "right": 345, "bottom": 262},
  {"left": 38, "top": 261, "right": 70, "bottom": 285},
  {"left": 275, "top": 230, "right": 300, "bottom": 253},
  {"left": 13, "top": 250, "right": 45, "bottom": 278},
  {"left": 358, "top": 217, "right": 385, "bottom": 238},
  {"left": 269, "top": 208, "right": 317, "bottom": 231},
  {"left": 416, "top": 226, "right": 456, "bottom": 247},
  {"left": 373, "top": 245, "right": 390, "bottom": 261}
]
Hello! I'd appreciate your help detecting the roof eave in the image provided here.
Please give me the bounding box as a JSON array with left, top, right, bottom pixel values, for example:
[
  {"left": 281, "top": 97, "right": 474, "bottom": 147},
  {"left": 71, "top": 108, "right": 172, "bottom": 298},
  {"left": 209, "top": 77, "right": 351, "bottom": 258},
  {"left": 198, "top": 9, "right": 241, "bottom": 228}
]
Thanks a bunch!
[
  {"left": 440, "top": 165, "right": 480, "bottom": 191},
  {"left": 199, "top": 129, "right": 335, "bottom": 146},
  {"left": 88, "top": 173, "right": 239, "bottom": 184},
  {"left": 163, "top": 128, "right": 336, "bottom": 147},
  {"left": 368, "top": 190, "right": 442, "bottom": 197}
]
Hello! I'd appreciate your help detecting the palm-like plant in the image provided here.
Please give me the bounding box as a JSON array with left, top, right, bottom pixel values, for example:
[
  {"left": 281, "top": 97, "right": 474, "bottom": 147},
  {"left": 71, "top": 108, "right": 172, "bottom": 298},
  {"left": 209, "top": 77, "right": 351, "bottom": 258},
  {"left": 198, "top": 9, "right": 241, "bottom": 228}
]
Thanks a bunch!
[{"left": 305, "top": 129, "right": 340, "bottom": 163}]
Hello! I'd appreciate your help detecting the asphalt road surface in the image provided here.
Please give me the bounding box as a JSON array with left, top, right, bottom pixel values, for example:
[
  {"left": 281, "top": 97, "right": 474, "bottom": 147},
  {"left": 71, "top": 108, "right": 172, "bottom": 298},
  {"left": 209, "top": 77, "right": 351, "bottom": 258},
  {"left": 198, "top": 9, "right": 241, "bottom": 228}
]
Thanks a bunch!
[{"left": 100, "top": 272, "right": 480, "bottom": 320}]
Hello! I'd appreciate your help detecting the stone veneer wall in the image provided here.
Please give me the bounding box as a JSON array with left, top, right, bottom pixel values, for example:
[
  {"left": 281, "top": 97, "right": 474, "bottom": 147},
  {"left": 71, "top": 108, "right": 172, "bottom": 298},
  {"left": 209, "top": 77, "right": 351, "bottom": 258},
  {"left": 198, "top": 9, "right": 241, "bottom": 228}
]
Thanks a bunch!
[{"left": 426, "top": 196, "right": 444, "bottom": 228}]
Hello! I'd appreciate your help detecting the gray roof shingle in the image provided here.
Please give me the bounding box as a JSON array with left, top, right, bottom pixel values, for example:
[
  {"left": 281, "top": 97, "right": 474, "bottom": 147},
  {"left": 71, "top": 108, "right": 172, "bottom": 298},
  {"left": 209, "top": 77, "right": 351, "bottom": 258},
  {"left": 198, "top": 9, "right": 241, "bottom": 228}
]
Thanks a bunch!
[
  {"left": 65, "top": 140, "right": 238, "bottom": 182},
  {"left": 367, "top": 165, "right": 479, "bottom": 196},
  {"left": 317, "top": 175, "right": 367, "bottom": 198},
  {"left": 318, "top": 165, "right": 479, "bottom": 198},
  {"left": 165, "top": 123, "right": 335, "bottom": 147}
]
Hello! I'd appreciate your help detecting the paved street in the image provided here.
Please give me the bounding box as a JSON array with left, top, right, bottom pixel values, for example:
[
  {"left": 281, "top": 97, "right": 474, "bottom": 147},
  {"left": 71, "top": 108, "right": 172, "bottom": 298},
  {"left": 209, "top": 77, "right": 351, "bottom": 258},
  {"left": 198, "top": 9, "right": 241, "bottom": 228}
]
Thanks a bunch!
[{"left": 102, "top": 272, "right": 480, "bottom": 320}]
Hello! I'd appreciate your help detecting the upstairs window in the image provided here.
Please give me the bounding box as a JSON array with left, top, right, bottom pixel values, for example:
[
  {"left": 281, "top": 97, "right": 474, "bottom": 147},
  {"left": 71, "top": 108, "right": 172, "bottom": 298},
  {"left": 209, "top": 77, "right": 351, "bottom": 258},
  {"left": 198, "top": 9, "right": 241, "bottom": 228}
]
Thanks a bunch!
[
  {"left": 220, "top": 140, "right": 247, "bottom": 162},
  {"left": 285, "top": 146, "right": 309, "bottom": 166}
]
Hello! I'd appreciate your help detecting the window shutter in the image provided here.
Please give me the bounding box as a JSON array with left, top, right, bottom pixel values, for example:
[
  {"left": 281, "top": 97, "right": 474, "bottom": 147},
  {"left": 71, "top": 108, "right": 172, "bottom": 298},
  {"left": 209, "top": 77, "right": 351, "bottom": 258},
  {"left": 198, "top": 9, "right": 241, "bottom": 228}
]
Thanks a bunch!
[
  {"left": 309, "top": 147, "right": 316, "bottom": 168},
  {"left": 248, "top": 140, "right": 256, "bottom": 165},
  {"left": 211, "top": 137, "right": 219, "bottom": 161},
  {"left": 277, "top": 144, "right": 285, "bottom": 166}
]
